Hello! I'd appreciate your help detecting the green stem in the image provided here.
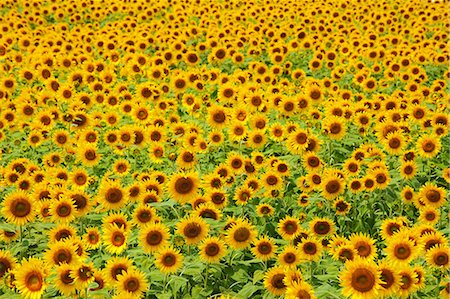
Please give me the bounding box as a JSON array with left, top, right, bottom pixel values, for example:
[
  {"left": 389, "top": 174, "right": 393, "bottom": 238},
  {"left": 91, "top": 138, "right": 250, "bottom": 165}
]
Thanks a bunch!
[
  {"left": 204, "top": 263, "right": 209, "bottom": 289},
  {"left": 19, "top": 225, "right": 23, "bottom": 244}
]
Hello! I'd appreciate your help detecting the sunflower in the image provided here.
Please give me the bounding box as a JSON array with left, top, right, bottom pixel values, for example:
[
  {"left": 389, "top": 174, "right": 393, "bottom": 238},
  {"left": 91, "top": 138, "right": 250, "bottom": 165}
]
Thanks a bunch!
[
  {"left": 332, "top": 244, "right": 358, "bottom": 262},
  {"left": 323, "top": 116, "right": 347, "bottom": 140},
  {"left": 377, "top": 260, "right": 401, "bottom": 298},
  {"left": 54, "top": 264, "right": 77, "bottom": 296},
  {"left": 113, "top": 159, "right": 131, "bottom": 176},
  {"left": 71, "top": 263, "right": 95, "bottom": 290},
  {"left": 256, "top": 203, "right": 275, "bottom": 217},
  {"left": 102, "top": 211, "right": 131, "bottom": 233},
  {"left": 226, "top": 218, "right": 257, "bottom": 250},
  {"left": 167, "top": 172, "right": 199, "bottom": 204},
  {"left": 417, "top": 182, "right": 446, "bottom": 209},
  {"left": 193, "top": 202, "right": 222, "bottom": 220},
  {"left": 132, "top": 204, "right": 158, "bottom": 226},
  {"left": 208, "top": 105, "right": 228, "bottom": 129},
  {"left": 416, "top": 135, "right": 441, "bottom": 158},
  {"left": 310, "top": 218, "right": 335, "bottom": 238},
  {"left": 262, "top": 171, "right": 283, "bottom": 191},
  {"left": 2, "top": 190, "right": 35, "bottom": 226},
  {"left": 278, "top": 246, "right": 301, "bottom": 268},
  {"left": 83, "top": 227, "right": 101, "bottom": 250},
  {"left": 418, "top": 206, "right": 440, "bottom": 225},
  {"left": 285, "top": 281, "right": 316, "bottom": 299},
  {"left": 103, "top": 224, "right": 128, "bottom": 255},
  {"left": 333, "top": 198, "right": 352, "bottom": 215},
  {"left": 264, "top": 267, "right": 287, "bottom": 296},
  {"left": 44, "top": 240, "right": 79, "bottom": 267},
  {"left": 321, "top": 173, "right": 345, "bottom": 200},
  {"left": 154, "top": 247, "right": 184, "bottom": 274},
  {"left": 252, "top": 236, "right": 278, "bottom": 261},
  {"left": 349, "top": 233, "right": 377, "bottom": 260},
  {"left": 104, "top": 256, "right": 134, "bottom": 284},
  {"left": 0, "top": 250, "right": 16, "bottom": 279},
  {"left": 286, "top": 129, "right": 309, "bottom": 154},
  {"left": 48, "top": 224, "right": 77, "bottom": 243},
  {"left": 69, "top": 168, "right": 90, "bottom": 189},
  {"left": 297, "top": 237, "right": 323, "bottom": 262},
  {"left": 340, "top": 258, "right": 381, "bottom": 299},
  {"left": 198, "top": 236, "right": 227, "bottom": 264},
  {"left": 380, "top": 218, "right": 404, "bottom": 240},
  {"left": 76, "top": 144, "right": 101, "bottom": 167},
  {"left": 382, "top": 131, "right": 405, "bottom": 155},
  {"left": 13, "top": 258, "right": 49, "bottom": 299},
  {"left": 247, "top": 130, "right": 267, "bottom": 149},
  {"left": 385, "top": 235, "right": 419, "bottom": 265},
  {"left": 399, "top": 161, "right": 417, "bottom": 180},
  {"left": 116, "top": 269, "right": 149, "bottom": 299},
  {"left": 139, "top": 222, "right": 170, "bottom": 253},
  {"left": 176, "top": 216, "right": 209, "bottom": 245},
  {"left": 97, "top": 180, "right": 128, "bottom": 210},
  {"left": 400, "top": 186, "right": 415, "bottom": 204},
  {"left": 426, "top": 244, "right": 450, "bottom": 269},
  {"left": 278, "top": 216, "right": 301, "bottom": 240},
  {"left": 396, "top": 266, "right": 418, "bottom": 298},
  {"left": 50, "top": 196, "right": 76, "bottom": 223}
]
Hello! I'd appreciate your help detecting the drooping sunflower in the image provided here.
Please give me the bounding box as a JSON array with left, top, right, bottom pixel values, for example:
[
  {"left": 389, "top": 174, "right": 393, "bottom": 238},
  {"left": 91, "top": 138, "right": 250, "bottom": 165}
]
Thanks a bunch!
[
  {"left": 198, "top": 236, "right": 228, "bottom": 264},
  {"left": 264, "top": 267, "right": 287, "bottom": 296},
  {"left": 139, "top": 222, "right": 170, "bottom": 253},
  {"left": 226, "top": 218, "right": 257, "bottom": 250},
  {"left": 2, "top": 190, "right": 35, "bottom": 226},
  {"left": 340, "top": 258, "right": 381, "bottom": 299},
  {"left": 13, "top": 258, "right": 49, "bottom": 299},
  {"left": 154, "top": 247, "right": 184, "bottom": 274},
  {"left": 176, "top": 215, "right": 209, "bottom": 245},
  {"left": 116, "top": 269, "right": 149, "bottom": 299},
  {"left": 167, "top": 172, "right": 199, "bottom": 204}
]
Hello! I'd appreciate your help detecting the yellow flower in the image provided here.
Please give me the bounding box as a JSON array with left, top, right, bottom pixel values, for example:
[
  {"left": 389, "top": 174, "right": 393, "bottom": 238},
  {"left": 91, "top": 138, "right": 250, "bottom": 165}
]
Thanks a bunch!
[{"left": 340, "top": 258, "right": 382, "bottom": 299}]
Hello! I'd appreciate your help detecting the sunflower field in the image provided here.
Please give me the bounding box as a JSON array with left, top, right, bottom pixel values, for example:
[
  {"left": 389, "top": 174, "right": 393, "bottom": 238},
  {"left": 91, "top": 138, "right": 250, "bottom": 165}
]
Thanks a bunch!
[{"left": 0, "top": 0, "right": 449, "bottom": 298}]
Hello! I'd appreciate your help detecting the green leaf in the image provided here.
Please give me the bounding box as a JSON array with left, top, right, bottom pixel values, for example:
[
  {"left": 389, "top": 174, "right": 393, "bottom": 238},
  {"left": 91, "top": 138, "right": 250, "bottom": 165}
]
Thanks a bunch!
[
  {"left": 252, "top": 270, "right": 265, "bottom": 284},
  {"left": 231, "top": 268, "right": 249, "bottom": 282},
  {"left": 238, "top": 282, "right": 260, "bottom": 298}
]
